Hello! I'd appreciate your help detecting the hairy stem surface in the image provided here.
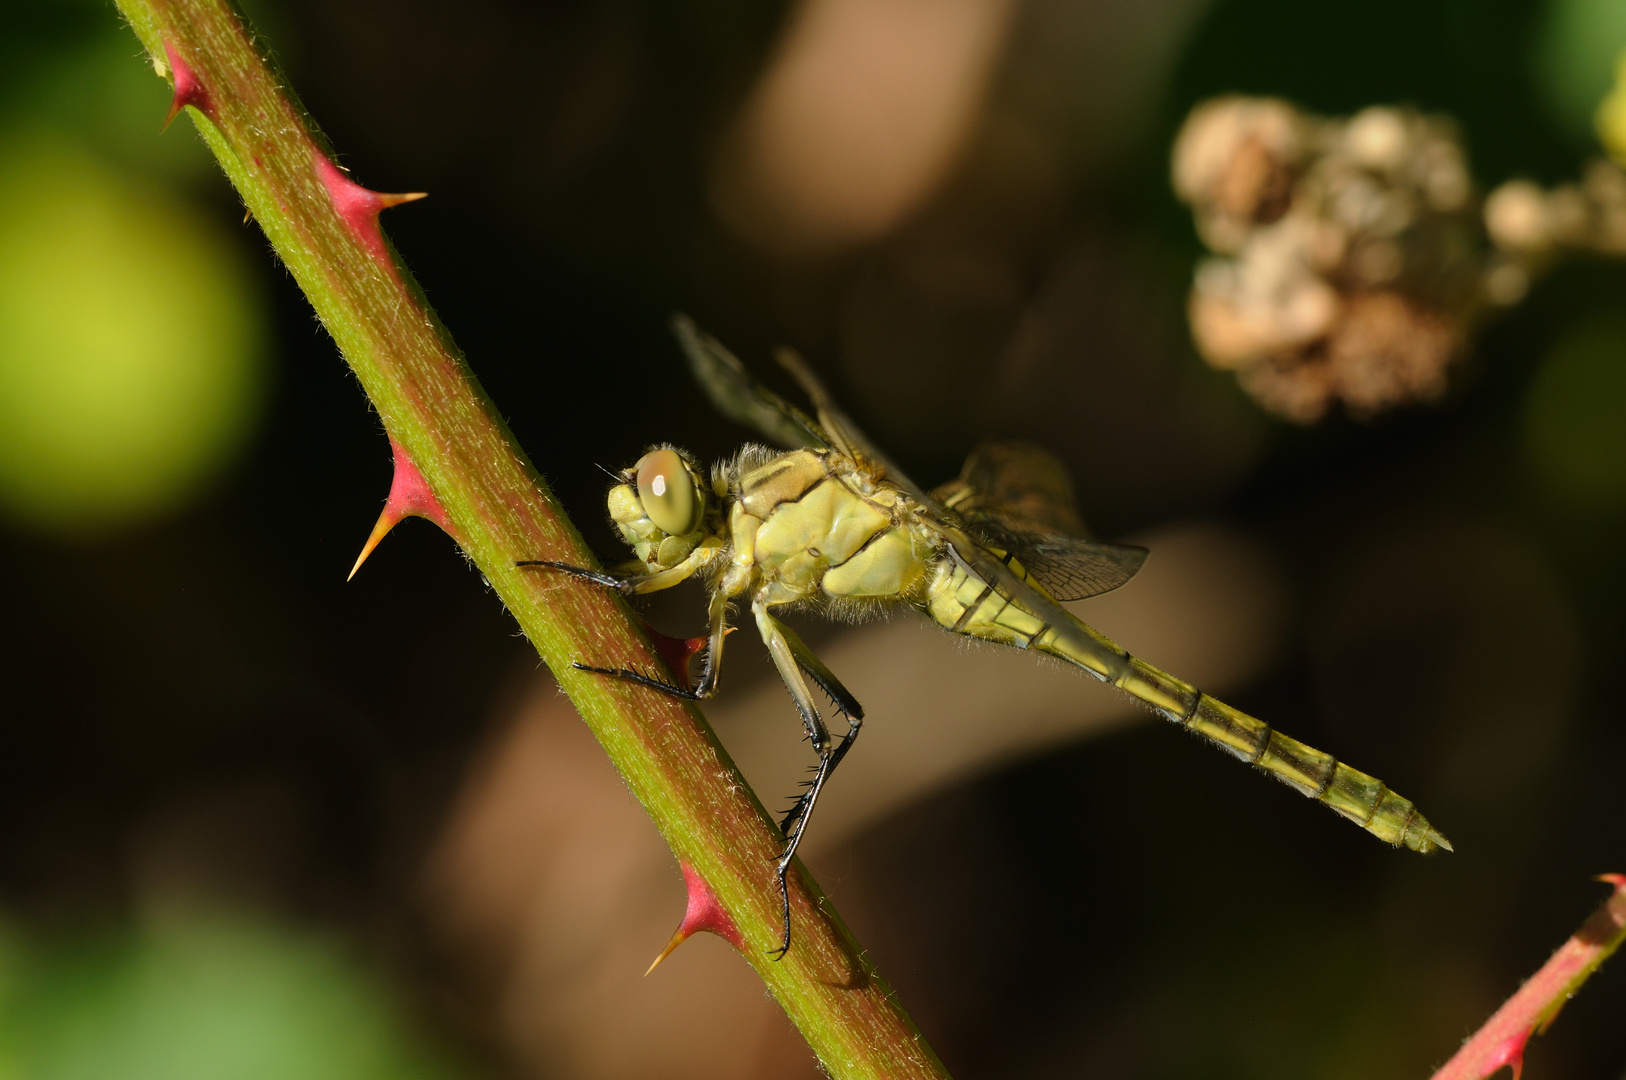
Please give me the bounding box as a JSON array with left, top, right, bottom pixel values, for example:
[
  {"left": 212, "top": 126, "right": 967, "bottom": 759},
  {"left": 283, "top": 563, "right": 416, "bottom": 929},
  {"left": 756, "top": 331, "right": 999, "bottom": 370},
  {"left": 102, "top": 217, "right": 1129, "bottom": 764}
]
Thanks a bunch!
[{"left": 112, "top": 2, "right": 949, "bottom": 1076}]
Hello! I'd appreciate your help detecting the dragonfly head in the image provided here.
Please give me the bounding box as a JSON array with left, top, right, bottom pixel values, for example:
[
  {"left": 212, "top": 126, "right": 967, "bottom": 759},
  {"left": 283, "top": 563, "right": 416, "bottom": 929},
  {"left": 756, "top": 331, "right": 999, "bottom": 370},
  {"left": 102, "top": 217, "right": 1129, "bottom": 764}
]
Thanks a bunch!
[{"left": 607, "top": 445, "right": 710, "bottom": 569}]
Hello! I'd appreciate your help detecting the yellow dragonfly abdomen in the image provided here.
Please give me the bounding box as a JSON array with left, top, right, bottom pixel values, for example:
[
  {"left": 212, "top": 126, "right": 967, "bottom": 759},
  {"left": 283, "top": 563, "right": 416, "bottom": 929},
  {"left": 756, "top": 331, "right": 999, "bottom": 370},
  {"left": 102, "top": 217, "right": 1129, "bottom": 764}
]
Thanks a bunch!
[{"left": 927, "top": 553, "right": 1451, "bottom": 854}]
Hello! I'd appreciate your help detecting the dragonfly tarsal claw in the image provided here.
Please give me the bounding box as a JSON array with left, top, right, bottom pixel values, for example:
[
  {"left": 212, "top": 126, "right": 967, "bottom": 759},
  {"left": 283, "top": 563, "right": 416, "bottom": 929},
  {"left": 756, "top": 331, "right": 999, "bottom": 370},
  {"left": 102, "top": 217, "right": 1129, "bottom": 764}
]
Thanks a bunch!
[
  {"left": 766, "top": 859, "right": 795, "bottom": 961},
  {"left": 569, "top": 662, "right": 702, "bottom": 700}
]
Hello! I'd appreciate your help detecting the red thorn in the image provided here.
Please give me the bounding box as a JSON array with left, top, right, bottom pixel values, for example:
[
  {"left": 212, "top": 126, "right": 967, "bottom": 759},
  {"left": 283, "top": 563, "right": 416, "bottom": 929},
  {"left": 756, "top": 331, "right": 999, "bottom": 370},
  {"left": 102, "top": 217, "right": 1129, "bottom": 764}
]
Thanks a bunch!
[
  {"left": 162, "top": 41, "right": 215, "bottom": 129},
  {"left": 642, "top": 622, "right": 713, "bottom": 693},
  {"left": 348, "top": 437, "right": 455, "bottom": 580},
  {"left": 646, "top": 861, "right": 745, "bottom": 975},
  {"left": 313, "top": 154, "right": 426, "bottom": 271},
  {"left": 1478, "top": 1030, "right": 1530, "bottom": 1080}
]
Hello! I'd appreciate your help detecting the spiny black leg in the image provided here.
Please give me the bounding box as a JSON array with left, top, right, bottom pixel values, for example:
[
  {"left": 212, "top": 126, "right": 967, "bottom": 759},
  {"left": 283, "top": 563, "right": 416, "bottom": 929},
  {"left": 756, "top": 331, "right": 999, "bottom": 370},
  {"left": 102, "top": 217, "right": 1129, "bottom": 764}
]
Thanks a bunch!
[
  {"left": 777, "top": 773, "right": 817, "bottom": 836},
  {"left": 768, "top": 752, "right": 828, "bottom": 962},
  {"left": 767, "top": 713, "right": 862, "bottom": 961},
  {"left": 571, "top": 662, "right": 702, "bottom": 700},
  {"left": 515, "top": 559, "right": 633, "bottom": 594},
  {"left": 776, "top": 714, "right": 862, "bottom": 839}
]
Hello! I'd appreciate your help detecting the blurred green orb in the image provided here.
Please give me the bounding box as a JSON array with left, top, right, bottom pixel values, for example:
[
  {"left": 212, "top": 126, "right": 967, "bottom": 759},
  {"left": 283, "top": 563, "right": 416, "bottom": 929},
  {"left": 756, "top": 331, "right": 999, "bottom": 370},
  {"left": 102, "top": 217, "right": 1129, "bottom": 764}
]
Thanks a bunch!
[
  {"left": 0, "top": 914, "right": 459, "bottom": 1080},
  {"left": 0, "top": 129, "right": 264, "bottom": 536},
  {"left": 1522, "top": 315, "right": 1626, "bottom": 509},
  {"left": 1534, "top": 0, "right": 1626, "bottom": 143}
]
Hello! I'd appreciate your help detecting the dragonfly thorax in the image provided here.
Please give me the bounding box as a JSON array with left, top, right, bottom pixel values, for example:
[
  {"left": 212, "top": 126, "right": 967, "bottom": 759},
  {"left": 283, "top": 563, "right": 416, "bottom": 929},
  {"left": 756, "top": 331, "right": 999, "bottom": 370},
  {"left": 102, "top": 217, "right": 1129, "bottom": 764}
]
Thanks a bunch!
[{"left": 723, "top": 448, "right": 937, "bottom": 610}]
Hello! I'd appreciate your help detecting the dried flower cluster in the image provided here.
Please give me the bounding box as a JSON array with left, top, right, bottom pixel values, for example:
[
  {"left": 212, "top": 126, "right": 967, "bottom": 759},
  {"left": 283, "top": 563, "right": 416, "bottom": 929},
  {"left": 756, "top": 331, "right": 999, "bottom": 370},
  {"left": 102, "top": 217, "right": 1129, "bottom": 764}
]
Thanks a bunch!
[
  {"left": 1173, "top": 98, "right": 1479, "bottom": 422},
  {"left": 1173, "top": 96, "right": 1626, "bottom": 423},
  {"left": 1483, "top": 161, "right": 1626, "bottom": 283}
]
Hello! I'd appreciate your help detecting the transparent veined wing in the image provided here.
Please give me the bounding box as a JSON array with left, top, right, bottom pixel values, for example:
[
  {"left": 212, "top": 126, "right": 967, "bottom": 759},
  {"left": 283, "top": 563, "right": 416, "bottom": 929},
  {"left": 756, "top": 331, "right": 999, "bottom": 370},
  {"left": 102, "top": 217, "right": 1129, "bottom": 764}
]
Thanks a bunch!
[
  {"left": 932, "top": 440, "right": 1086, "bottom": 534},
  {"left": 931, "top": 440, "right": 1147, "bottom": 601},
  {"left": 970, "top": 526, "right": 1147, "bottom": 601},
  {"left": 768, "top": 345, "right": 940, "bottom": 511},
  {"left": 672, "top": 313, "right": 943, "bottom": 509},
  {"left": 672, "top": 314, "right": 828, "bottom": 451}
]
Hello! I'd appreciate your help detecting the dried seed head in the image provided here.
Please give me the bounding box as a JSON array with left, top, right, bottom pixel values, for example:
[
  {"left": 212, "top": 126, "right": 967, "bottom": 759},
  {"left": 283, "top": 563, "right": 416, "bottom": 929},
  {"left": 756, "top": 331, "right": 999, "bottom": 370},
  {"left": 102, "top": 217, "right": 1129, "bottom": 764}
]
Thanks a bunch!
[{"left": 1175, "top": 97, "right": 1483, "bottom": 422}]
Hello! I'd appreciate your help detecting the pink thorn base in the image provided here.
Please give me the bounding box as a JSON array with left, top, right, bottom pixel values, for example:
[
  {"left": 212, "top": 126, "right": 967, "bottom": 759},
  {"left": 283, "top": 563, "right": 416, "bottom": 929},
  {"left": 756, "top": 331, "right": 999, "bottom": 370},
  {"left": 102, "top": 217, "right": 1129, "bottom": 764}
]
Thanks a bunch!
[
  {"left": 645, "top": 861, "right": 746, "bottom": 975},
  {"left": 1430, "top": 874, "right": 1626, "bottom": 1080},
  {"left": 348, "top": 437, "right": 456, "bottom": 580},
  {"left": 313, "top": 154, "right": 426, "bottom": 274},
  {"left": 643, "top": 622, "right": 709, "bottom": 693},
  {"left": 162, "top": 41, "right": 215, "bottom": 128}
]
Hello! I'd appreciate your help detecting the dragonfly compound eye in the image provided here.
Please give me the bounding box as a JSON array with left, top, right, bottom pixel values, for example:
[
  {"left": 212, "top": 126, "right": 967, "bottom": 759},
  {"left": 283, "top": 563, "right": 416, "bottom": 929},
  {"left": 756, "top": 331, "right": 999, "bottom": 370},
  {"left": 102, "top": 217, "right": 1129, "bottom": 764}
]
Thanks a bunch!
[{"left": 634, "top": 448, "right": 699, "bottom": 535}]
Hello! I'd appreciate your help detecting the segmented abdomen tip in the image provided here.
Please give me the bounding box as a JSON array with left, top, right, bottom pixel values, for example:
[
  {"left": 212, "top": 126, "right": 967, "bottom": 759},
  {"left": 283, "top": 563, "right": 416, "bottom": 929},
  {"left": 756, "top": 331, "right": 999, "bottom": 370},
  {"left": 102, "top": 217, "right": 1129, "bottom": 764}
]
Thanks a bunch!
[{"left": 1408, "top": 819, "right": 1453, "bottom": 854}]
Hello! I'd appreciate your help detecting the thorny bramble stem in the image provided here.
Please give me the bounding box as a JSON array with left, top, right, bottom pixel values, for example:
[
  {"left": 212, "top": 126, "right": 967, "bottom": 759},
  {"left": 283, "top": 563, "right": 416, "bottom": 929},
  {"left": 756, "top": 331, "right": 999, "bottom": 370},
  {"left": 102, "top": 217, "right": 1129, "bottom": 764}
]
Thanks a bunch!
[
  {"left": 111, "top": 2, "right": 949, "bottom": 1076},
  {"left": 1429, "top": 875, "right": 1626, "bottom": 1080}
]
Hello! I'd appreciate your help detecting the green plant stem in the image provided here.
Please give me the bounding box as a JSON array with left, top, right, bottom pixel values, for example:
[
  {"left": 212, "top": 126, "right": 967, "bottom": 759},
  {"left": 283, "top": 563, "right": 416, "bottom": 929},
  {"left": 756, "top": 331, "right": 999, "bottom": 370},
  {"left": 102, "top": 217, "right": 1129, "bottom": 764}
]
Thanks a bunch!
[{"left": 111, "top": 3, "right": 950, "bottom": 1076}]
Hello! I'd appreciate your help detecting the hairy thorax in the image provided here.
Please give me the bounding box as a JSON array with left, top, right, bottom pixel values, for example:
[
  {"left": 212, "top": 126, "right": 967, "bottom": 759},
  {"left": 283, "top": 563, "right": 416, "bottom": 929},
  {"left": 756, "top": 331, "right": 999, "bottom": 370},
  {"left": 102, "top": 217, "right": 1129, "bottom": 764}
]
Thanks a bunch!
[{"left": 723, "top": 449, "right": 935, "bottom": 609}]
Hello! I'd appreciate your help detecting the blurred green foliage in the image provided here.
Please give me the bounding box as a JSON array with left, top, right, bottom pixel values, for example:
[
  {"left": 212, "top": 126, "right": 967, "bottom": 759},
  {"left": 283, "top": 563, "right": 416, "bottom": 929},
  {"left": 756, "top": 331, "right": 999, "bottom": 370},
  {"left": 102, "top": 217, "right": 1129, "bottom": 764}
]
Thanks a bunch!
[
  {"left": 1599, "top": 49, "right": 1626, "bottom": 162},
  {"left": 0, "top": 0, "right": 265, "bottom": 538},
  {"left": 0, "top": 913, "right": 461, "bottom": 1080},
  {"left": 1522, "top": 314, "right": 1626, "bottom": 509},
  {"left": 1535, "top": 0, "right": 1626, "bottom": 143},
  {"left": 0, "top": 130, "right": 265, "bottom": 536}
]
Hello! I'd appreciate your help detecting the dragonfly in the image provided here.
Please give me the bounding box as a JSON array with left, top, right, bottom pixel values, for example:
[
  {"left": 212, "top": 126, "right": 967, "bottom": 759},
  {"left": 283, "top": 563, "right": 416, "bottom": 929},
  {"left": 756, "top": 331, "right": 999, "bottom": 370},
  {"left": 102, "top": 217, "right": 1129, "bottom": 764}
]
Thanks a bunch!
[{"left": 521, "top": 314, "right": 1451, "bottom": 958}]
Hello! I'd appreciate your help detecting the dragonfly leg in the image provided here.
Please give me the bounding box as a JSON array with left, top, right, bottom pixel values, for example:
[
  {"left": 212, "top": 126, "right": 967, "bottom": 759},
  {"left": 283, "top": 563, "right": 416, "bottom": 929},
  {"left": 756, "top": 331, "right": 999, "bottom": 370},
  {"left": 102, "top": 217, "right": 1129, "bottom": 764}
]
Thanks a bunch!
[
  {"left": 771, "top": 616, "right": 865, "bottom": 722},
  {"left": 570, "top": 662, "right": 703, "bottom": 699},
  {"left": 768, "top": 616, "right": 864, "bottom": 836},
  {"left": 519, "top": 552, "right": 732, "bottom": 696},
  {"left": 515, "top": 558, "right": 697, "bottom": 596},
  {"left": 687, "top": 589, "right": 733, "bottom": 698},
  {"left": 753, "top": 600, "right": 864, "bottom": 959},
  {"left": 766, "top": 714, "right": 861, "bottom": 961},
  {"left": 777, "top": 712, "right": 862, "bottom": 848},
  {"left": 571, "top": 589, "right": 734, "bottom": 700}
]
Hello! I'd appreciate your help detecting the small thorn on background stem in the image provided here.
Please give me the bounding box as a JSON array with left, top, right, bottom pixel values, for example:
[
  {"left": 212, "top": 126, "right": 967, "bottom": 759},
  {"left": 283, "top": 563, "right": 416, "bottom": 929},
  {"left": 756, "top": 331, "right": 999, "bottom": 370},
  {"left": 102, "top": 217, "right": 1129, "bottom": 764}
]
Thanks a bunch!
[
  {"left": 646, "top": 861, "right": 746, "bottom": 975},
  {"left": 161, "top": 40, "right": 214, "bottom": 128},
  {"left": 1429, "top": 874, "right": 1626, "bottom": 1080},
  {"left": 348, "top": 437, "right": 456, "bottom": 580},
  {"left": 313, "top": 154, "right": 426, "bottom": 272}
]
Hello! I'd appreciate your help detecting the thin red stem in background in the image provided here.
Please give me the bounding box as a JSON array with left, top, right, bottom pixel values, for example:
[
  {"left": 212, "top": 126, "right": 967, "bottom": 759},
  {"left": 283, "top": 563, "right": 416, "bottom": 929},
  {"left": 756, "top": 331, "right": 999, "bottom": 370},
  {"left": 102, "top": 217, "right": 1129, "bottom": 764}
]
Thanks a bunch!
[{"left": 1430, "top": 875, "right": 1626, "bottom": 1080}]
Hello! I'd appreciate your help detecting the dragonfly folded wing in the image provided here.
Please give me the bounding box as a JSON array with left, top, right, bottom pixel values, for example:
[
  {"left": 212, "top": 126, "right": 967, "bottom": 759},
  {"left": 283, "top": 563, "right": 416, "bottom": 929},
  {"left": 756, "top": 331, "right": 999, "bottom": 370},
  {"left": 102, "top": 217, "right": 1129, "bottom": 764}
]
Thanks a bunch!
[
  {"left": 932, "top": 440, "right": 1149, "bottom": 601},
  {"left": 962, "top": 524, "right": 1146, "bottom": 601},
  {"left": 672, "top": 313, "right": 828, "bottom": 451}
]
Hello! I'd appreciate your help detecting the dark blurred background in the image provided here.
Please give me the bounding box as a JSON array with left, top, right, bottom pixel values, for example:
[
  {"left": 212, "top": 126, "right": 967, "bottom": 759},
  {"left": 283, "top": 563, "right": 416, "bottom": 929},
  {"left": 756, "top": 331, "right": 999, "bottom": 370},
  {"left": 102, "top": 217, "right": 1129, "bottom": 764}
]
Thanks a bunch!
[{"left": 1, "top": 0, "right": 1624, "bottom": 1076}]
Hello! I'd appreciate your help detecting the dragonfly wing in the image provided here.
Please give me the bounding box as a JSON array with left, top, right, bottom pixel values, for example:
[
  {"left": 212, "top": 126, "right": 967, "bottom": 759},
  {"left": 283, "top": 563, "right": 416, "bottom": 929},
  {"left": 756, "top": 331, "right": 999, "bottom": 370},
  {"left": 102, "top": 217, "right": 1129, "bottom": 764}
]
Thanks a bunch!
[
  {"left": 771, "top": 345, "right": 942, "bottom": 510},
  {"left": 931, "top": 440, "right": 1147, "bottom": 600},
  {"left": 974, "top": 525, "right": 1148, "bottom": 601},
  {"left": 672, "top": 314, "right": 829, "bottom": 451},
  {"left": 925, "top": 516, "right": 1098, "bottom": 635},
  {"left": 932, "top": 440, "right": 1087, "bottom": 534},
  {"left": 676, "top": 315, "right": 945, "bottom": 513}
]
